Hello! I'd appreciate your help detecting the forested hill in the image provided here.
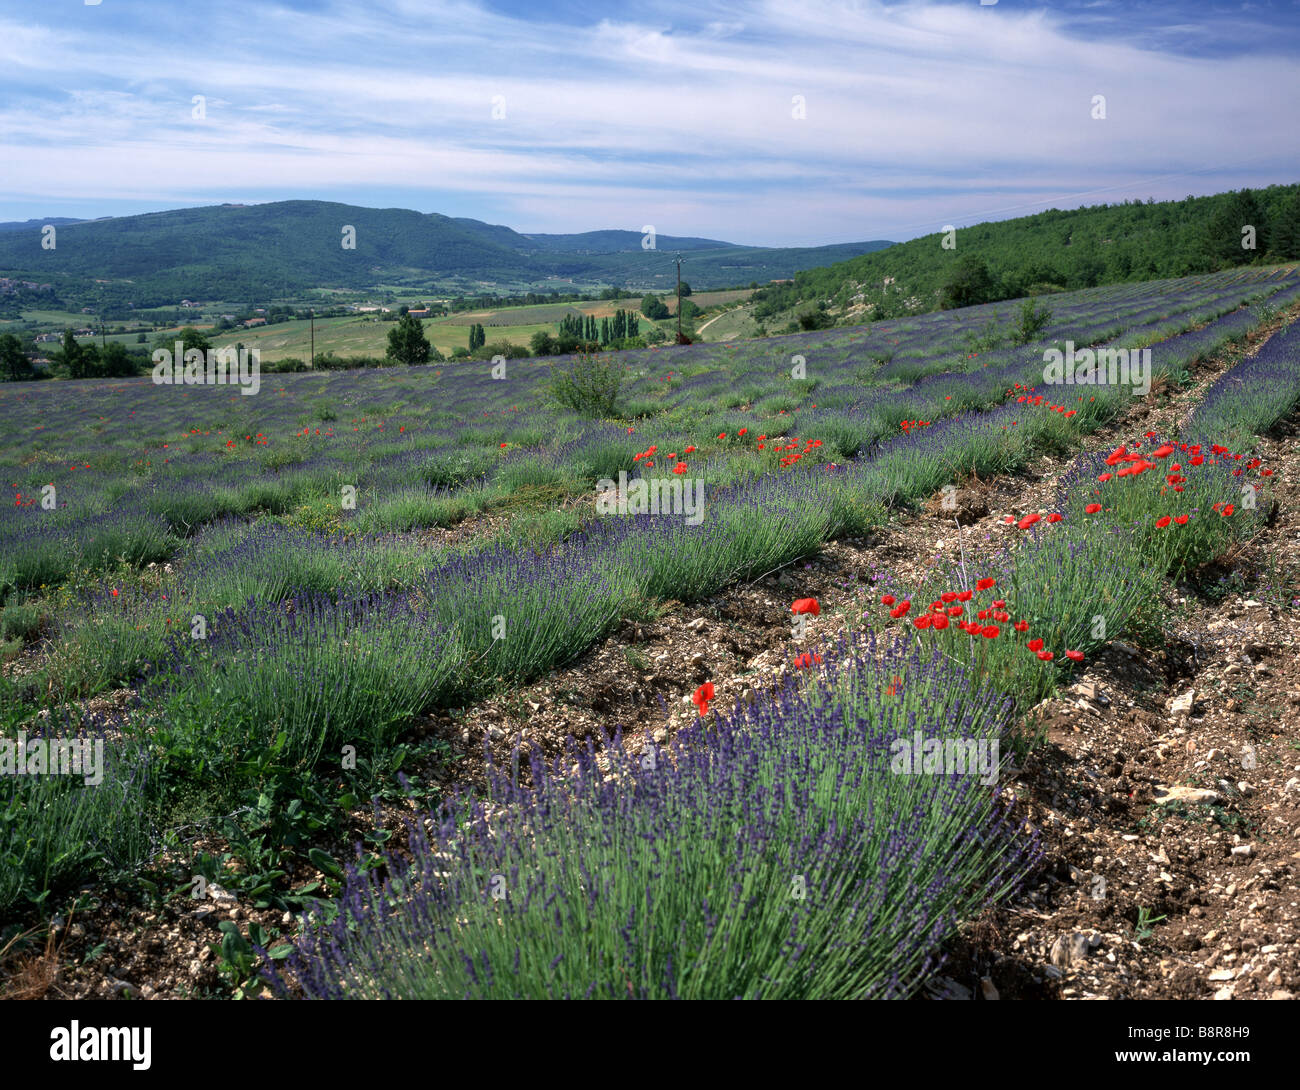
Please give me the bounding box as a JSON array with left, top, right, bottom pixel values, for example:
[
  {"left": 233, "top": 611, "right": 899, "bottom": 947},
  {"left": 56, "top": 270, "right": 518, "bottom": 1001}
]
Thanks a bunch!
[
  {"left": 0, "top": 200, "right": 892, "bottom": 308},
  {"left": 752, "top": 184, "right": 1300, "bottom": 326}
]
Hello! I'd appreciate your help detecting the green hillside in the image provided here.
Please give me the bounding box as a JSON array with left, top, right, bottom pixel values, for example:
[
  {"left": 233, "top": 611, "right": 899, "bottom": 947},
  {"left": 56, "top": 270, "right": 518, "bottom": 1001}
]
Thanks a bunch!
[{"left": 753, "top": 184, "right": 1300, "bottom": 328}]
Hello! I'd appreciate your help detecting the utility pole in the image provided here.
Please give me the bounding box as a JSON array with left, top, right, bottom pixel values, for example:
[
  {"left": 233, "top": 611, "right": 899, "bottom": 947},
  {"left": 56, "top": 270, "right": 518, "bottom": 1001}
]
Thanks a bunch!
[
  {"left": 675, "top": 252, "right": 683, "bottom": 343},
  {"left": 309, "top": 308, "right": 315, "bottom": 369}
]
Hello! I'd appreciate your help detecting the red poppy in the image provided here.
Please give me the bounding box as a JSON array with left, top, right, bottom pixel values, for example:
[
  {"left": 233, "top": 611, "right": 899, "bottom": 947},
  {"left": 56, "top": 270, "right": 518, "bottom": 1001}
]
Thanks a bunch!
[
  {"left": 914, "top": 614, "right": 933, "bottom": 630},
  {"left": 940, "top": 591, "right": 958, "bottom": 603},
  {"left": 992, "top": 599, "right": 1006, "bottom": 608},
  {"left": 1098, "top": 473, "right": 1113, "bottom": 483},
  {"left": 1153, "top": 444, "right": 1175, "bottom": 458},
  {"left": 1155, "top": 515, "right": 1171, "bottom": 528},
  {"left": 1036, "top": 650, "right": 1054, "bottom": 661},
  {"left": 947, "top": 606, "right": 963, "bottom": 617},
  {"left": 685, "top": 445, "right": 696, "bottom": 454},
  {"left": 881, "top": 594, "right": 895, "bottom": 606},
  {"left": 1027, "top": 637, "right": 1044, "bottom": 652},
  {"left": 981, "top": 625, "right": 999, "bottom": 639},
  {"left": 500, "top": 442, "right": 508, "bottom": 448},
  {"left": 976, "top": 577, "right": 995, "bottom": 591},
  {"left": 110, "top": 588, "right": 119, "bottom": 597},
  {"left": 673, "top": 463, "right": 688, "bottom": 475},
  {"left": 738, "top": 428, "right": 748, "bottom": 436},
  {"left": 1220, "top": 504, "right": 1234, "bottom": 517},
  {"left": 1017, "top": 513, "right": 1041, "bottom": 530},
  {"left": 1174, "top": 514, "right": 1189, "bottom": 525},
  {"left": 956, "top": 590, "right": 973, "bottom": 602},
  {"left": 1085, "top": 503, "right": 1101, "bottom": 514},
  {"left": 1065, "top": 650, "right": 1084, "bottom": 662},
  {"left": 1046, "top": 513, "right": 1063, "bottom": 523},
  {"left": 791, "top": 598, "right": 820, "bottom": 616}
]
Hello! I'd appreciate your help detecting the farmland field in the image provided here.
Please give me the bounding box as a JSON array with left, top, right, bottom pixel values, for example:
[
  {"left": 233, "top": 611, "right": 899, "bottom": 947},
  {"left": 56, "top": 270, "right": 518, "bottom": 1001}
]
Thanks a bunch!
[{"left": 4, "top": 265, "right": 1300, "bottom": 1002}]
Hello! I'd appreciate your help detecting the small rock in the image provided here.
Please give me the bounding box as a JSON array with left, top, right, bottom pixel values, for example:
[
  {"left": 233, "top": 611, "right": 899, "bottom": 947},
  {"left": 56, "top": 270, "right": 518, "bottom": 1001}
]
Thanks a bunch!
[
  {"left": 1155, "top": 785, "right": 1219, "bottom": 806},
  {"left": 1169, "top": 690, "right": 1195, "bottom": 716},
  {"left": 1237, "top": 781, "right": 1256, "bottom": 797},
  {"left": 1270, "top": 990, "right": 1295, "bottom": 1000},
  {"left": 980, "top": 976, "right": 999, "bottom": 1001},
  {"left": 687, "top": 618, "right": 707, "bottom": 632},
  {"left": 1230, "top": 844, "right": 1254, "bottom": 858}
]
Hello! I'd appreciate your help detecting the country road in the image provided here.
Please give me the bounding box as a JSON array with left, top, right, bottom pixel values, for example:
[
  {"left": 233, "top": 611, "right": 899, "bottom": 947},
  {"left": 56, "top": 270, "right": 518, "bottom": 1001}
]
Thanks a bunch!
[{"left": 696, "top": 304, "right": 750, "bottom": 337}]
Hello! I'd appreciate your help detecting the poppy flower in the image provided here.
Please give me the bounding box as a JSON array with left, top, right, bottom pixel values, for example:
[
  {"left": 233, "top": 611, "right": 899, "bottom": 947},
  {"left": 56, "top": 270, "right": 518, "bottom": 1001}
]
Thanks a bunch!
[
  {"left": 947, "top": 606, "right": 964, "bottom": 617},
  {"left": 718, "top": 433, "right": 727, "bottom": 440},
  {"left": 1174, "top": 514, "right": 1189, "bottom": 525},
  {"left": 1046, "top": 513, "right": 1063, "bottom": 523},
  {"left": 1036, "top": 650, "right": 1054, "bottom": 661},
  {"left": 793, "top": 652, "right": 822, "bottom": 669},
  {"left": 1155, "top": 515, "right": 1171, "bottom": 528},
  {"left": 976, "top": 578, "right": 996, "bottom": 591},
  {"left": 956, "top": 590, "right": 973, "bottom": 602},
  {"left": 1220, "top": 504, "right": 1234, "bottom": 517},
  {"left": 110, "top": 588, "right": 120, "bottom": 597},
  {"left": 913, "top": 614, "right": 933, "bottom": 630},
  {"left": 1017, "top": 514, "right": 1041, "bottom": 530},
  {"left": 881, "top": 594, "right": 895, "bottom": 606},
  {"left": 1098, "top": 473, "right": 1113, "bottom": 482},
  {"left": 1027, "top": 637, "right": 1044, "bottom": 652},
  {"left": 791, "top": 598, "right": 820, "bottom": 616},
  {"left": 941, "top": 591, "right": 958, "bottom": 603},
  {"left": 981, "top": 625, "right": 999, "bottom": 639},
  {"left": 685, "top": 446, "right": 696, "bottom": 454},
  {"left": 673, "top": 463, "right": 688, "bottom": 475},
  {"left": 1085, "top": 503, "right": 1102, "bottom": 514},
  {"left": 1065, "top": 650, "right": 1084, "bottom": 662},
  {"left": 692, "top": 682, "right": 715, "bottom": 706},
  {"left": 1153, "top": 444, "right": 1175, "bottom": 458},
  {"left": 932, "top": 614, "right": 950, "bottom": 630},
  {"left": 500, "top": 443, "right": 508, "bottom": 448}
]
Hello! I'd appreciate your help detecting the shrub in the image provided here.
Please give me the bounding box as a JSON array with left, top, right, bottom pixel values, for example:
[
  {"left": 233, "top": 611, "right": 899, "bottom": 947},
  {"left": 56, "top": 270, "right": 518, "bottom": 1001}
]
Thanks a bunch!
[{"left": 549, "top": 352, "right": 623, "bottom": 418}]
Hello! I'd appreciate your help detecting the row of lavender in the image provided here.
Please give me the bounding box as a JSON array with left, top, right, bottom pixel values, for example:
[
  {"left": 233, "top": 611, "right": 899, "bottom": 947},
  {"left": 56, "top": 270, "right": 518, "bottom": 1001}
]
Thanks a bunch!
[{"left": 3, "top": 268, "right": 1290, "bottom": 596}]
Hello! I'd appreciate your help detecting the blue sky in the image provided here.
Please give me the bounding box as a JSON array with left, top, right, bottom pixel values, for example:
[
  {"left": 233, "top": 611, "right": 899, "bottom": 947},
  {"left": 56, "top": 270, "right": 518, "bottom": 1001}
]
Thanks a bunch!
[{"left": 1, "top": 0, "right": 1297, "bottom": 245}]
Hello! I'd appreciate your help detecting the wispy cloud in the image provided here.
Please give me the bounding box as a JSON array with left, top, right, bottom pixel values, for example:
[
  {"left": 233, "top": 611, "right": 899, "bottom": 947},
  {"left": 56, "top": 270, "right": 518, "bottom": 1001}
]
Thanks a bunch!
[{"left": 1, "top": 0, "right": 1296, "bottom": 243}]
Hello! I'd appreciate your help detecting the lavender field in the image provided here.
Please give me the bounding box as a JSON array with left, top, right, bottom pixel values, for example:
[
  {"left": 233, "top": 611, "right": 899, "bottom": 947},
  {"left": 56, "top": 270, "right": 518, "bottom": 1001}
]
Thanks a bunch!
[{"left": 3, "top": 264, "right": 1299, "bottom": 1001}]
